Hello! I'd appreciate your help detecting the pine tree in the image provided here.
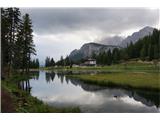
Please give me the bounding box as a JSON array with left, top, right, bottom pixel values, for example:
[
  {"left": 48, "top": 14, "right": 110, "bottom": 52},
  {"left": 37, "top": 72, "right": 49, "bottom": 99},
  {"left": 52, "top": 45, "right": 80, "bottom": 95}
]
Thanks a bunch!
[
  {"left": 35, "top": 58, "right": 39, "bottom": 68},
  {"left": 148, "top": 44, "right": 154, "bottom": 61},
  {"left": 112, "top": 48, "right": 120, "bottom": 64},
  {"left": 1, "top": 8, "right": 21, "bottom": 76},
  {"left": 153, "top": 45, "right": 159, "bottom": 59},
  {"left": 1, "top": 7, "right": 36, "bottom": 77},
  {"left": 22, "top": 14, "right": 36, "bottom": 72},
  {"left": 1, "top": 8, "right": 10, "bottom": 76},
  {"left": 45, "top": 57, "right": 50, "bottom": 67},
  {"left": 102, "top": 51, "right": 107, "bottom": 65},
  {"left": 50, "top": 58, "right": 55, "bottom": 67},
  {"left": 65, "top": 56, "right": 70, "bottom": 66},
  {"left": 106, "top": 49, "right": 112, "bottom": 65},
  {"left": 14, "top": 23, "right": 24, "bottom": 69},
  {"left": 60, "top": 56, "right": 64, "bottom": 66},
  {"left": 140, "top": 44, "right": 147, "bottom": 61}
]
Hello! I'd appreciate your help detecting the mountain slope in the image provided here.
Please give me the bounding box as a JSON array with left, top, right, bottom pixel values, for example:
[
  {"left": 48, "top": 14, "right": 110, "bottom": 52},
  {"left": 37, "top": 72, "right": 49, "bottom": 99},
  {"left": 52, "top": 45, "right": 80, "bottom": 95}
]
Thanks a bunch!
[
  {"left": 97, "top": 26, "right": 154, "bottom": 47},
  {"left": 69, "top": 42, "right": 119, "bottom": 61},
  {"left": 69, "top": 26, "right": 155, "bottom": 61},
  {"left": 97, "top": 36, "right": 123, "bottom": 46},
  {"left": 119, "top": 26, "right": 154, "bottom": 47}
]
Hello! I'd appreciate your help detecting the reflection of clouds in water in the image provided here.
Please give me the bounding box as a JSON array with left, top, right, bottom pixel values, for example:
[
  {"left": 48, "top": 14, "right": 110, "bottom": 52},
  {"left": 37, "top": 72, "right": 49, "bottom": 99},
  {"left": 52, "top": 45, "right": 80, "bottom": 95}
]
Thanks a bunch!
[
  {"left": 29, "top": 71, "right": 159, "bottom": 112},
  {"left": 42, "top": 91, "right": 114, "bottom": 106},
  {"left": 119, "top": 96, "right": 146, "bottom": 107},
  {"left": 42, "top": 89, "right": 158, "bottom": 112}
]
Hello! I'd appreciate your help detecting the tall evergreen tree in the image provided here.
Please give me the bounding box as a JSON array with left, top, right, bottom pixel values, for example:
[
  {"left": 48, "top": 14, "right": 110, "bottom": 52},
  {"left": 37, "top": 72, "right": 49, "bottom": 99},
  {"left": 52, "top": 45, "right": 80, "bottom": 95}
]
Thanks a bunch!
[
  {"left": 106, "top": 49, "right": 112, "bottom": 65},
  {"left": 140, "top": 44, "right": 147, "bottom": 61},
  {"left": 1, "top": 8, "right": 10, "bottom": 76},
  {"left": 35, "top": 59, "right": 40, "bottom": 68},
  {"left": 112, "top": 48, "right": 120, "bottom": 64},
  {"left": 22, "top": 14, "right": 36, "bottom": 72},
  {"left": 1, "top": 8, "right": 21, "bottom": 76},
  {"left": 148, "top": 44, "right": 154, "bottom": 61},
  {"left": 1, "top": 7, "right": 36, "bottom": 78},
  {"left": 65, "top": 56, "right": 70, "bottom": 66},
  {"left": 45, "top": 57, "right": 50, "bottom": 67},
  {"left": 60, "top": 56, "right": 64, "bottom": 66},
  {"left": 50, "top": 58, "right": 55, "bottom": 66},
  {"left": 153, "top": 45, "right": 159, "bottom": 59}
]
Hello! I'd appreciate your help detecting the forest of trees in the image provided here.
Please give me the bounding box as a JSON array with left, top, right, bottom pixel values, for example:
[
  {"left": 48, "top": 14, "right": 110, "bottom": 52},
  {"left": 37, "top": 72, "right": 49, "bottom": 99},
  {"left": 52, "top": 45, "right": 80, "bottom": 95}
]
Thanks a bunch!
[
  {"left": 30, "top": 58, "right": 39, "bottom": 68},
  {"left": 1, "top": 8, "right": 159, "bottom": 70},
  {"left": 54, "top": 28, "right": 159, "bottom": 67},
  {"left": 91, "top": 29, "right": 160, "bottom": 65},
  {"left": 1, "top": 7, "right": 39, "bottom": 78},
  {"left": 45, "top": 55, "right": 72, "bottom": 67},
  {"left": 56, "top": 56, "right": 71, "bottom": 66},
  {"left": 45, "top": 57, "right": 55, "bottom": 67},
  {"left": 44, "top": 28, "right": 159, "bottom": 68}
]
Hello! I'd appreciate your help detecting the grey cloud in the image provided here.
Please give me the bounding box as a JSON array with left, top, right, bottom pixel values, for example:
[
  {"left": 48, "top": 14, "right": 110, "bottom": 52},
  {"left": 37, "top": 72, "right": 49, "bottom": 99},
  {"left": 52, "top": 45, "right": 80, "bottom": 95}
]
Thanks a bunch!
[
  {"left": 20, "top": 8, "right": 159, "bottom": 62},
  {"left": 20, "top": 8, "right": 159, "bottom": 35},
  {"left": 97, "top": 36, "right": 124, "bottom": 46}
]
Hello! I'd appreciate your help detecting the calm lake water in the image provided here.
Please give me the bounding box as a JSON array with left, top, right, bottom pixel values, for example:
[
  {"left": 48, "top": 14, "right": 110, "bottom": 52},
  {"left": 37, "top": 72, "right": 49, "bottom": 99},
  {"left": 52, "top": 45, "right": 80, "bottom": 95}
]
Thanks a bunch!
[{"left": 27, "top": 70, "right": 159, "bottom": 113}]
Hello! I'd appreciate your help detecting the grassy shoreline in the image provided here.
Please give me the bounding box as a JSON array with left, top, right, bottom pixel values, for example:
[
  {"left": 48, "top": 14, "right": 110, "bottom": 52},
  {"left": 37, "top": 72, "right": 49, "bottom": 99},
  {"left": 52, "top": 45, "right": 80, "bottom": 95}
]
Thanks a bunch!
[
  {"left": 66, "top": 72, "right": 160, "bottom": 92},
  {"left": 47, "top": 61, "right": 160, "bottom": 91},
  {"left": 1, "top": 77, "right": 80, "bottom": 113},
  {"left": 2, "top": 61, "right": 159, "bottom": 112},
  {"left": 42, "top": 60, "right": 159, "bottom": 73}
]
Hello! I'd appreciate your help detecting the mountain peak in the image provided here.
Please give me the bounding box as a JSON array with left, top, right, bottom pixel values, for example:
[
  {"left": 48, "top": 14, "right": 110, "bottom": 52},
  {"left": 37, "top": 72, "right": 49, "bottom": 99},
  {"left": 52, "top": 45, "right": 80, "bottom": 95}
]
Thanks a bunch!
[
  {"left": 69, "top": 42, "right": 119, "bottom": 61},
  {"left": 119, "top": 26, "right": 154, "bottom": 47},
  {"left": 141, "top": 26, "right": 154, "bottom": 31}
]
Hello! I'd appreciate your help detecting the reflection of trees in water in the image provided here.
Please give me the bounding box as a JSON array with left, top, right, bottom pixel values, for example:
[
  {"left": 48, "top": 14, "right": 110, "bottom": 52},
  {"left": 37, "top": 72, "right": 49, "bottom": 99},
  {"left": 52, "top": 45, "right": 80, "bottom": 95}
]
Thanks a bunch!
[
  {"left": 133, "top": 90, "right": 160, "bottom": 108},
  {"left": 60, "top": 75, "right": 64, "bottom": 84},
  {"left": 45, "top": 72, "right": 55, "bottom": 83},
  {"left": 65, "top": 77, "right": 69, "bottom": 84},
  {"left": 57, "top": 72, "right": 65, "bottom": 84},
  {"left": 67, "top": 76, "right": 160, "bottom": 108},
  {"left": 30, "top": 71, "right": 40, "bottom": 80},
  {"left": 19, "top": 80, "right": 31, "bottom": 94}
]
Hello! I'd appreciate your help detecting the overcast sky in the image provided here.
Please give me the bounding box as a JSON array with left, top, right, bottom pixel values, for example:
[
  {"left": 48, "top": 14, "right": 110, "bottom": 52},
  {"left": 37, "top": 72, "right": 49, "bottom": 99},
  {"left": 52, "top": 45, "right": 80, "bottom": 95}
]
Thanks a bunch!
[{"left": 21, "top": 8, "right": 159, "bottom": 63}]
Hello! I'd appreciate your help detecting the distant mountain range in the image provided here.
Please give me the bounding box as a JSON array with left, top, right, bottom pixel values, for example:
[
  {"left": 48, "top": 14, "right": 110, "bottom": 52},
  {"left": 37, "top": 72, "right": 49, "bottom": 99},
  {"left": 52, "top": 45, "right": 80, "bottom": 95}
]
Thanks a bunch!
[
  {"left": 97, "top": 26, "right": 154, "bottom": 47},
  {"left": 69, "top": 26, "right": 154, "bottom": 61},
  {"left": 69, "top": 43, "right": 119, "bottom": 61},
  {"left": 97, "top": 36, "right": 123, "bottom": 46},
  {"left": 119, "top": 26, "right": 154, "bottom": 47}
]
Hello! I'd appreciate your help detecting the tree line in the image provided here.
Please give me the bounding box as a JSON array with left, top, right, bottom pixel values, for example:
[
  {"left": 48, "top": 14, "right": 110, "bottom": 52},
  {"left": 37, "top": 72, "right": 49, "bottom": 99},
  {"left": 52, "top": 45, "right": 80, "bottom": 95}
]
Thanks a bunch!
[
  {"left": 30, "top": 59, "right": 40, "bottom": 68},
  {"left": 45, "top": 57, "right": 55, "bottom": 67},
  {"left": 44, "top": 29, "right": 159, "bottom": 67},
  {"left": 45, "top": 56, "right": 72, "bottom": 67},
  {"left": 1, "top": 7, "right": 39, "bottom": 78},
  {"left": 56, "top": 28, "right": 159, "bottom": 66},
  {"left": 92, "top": 28, "right": 160, "bottom": 65}
]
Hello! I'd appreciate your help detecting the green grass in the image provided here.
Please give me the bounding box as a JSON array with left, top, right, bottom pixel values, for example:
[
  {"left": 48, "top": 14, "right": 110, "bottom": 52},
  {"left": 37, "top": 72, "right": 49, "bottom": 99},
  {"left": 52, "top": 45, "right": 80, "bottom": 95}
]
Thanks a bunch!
[
  {"left": 1, "top": 76, "right": 80, "bottom": 113},
  {"left": 67, "top": 72, "right": 160, "bottom": 91},
  {"left": 45, "top": 61, "right": 160, "bottom": 91},
  {"left": 43, "top": 60, "right": 159, "bottom": 73}
]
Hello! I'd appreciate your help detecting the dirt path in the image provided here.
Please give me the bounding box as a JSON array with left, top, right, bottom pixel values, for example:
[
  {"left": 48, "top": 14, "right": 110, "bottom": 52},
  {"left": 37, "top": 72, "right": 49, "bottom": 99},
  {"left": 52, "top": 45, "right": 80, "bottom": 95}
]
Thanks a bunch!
[{"left": 1, "top": 87, "right": 16, "bottom": 112}]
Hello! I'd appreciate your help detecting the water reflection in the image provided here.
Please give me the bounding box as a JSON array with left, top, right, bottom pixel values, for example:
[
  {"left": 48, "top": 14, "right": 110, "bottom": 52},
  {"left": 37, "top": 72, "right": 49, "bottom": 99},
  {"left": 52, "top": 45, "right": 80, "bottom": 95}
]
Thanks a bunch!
[
  {"left": 67, "top": 77, "right": 160, "bottom": 109},
  {"left": 19, "top": 80, "right": 31, "bottom": 94},
  {"left": 19, "top": 71, "right": 39, "bottom": 94},
  {"left": 46, "top": 72, "right": 55, "bottom": 83},
  {"left": 27, "top": 71, "right": 159, "bottom": 113},
  {"left": 29, "top": 71, "right": 40, "bottom": 80}
]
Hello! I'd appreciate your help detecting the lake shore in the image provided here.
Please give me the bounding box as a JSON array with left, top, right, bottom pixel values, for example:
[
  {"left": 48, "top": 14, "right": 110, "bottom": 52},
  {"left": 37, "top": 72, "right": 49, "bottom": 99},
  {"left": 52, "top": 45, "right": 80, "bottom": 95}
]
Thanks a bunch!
[
  {"left": 42, "top": 60, "right": 159, "bottom": 72},
  {"left": 66, "top": 71, "right": 160, "bottom": 92},
  {"left": 2, "top": 61, "right": 159, "bottom": 112},
  {"left": 42, "top": 61, "right": 160, "bottom": 91},
  {"left": 1, "top": 77, "right": 80, "bottom": 113}
]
